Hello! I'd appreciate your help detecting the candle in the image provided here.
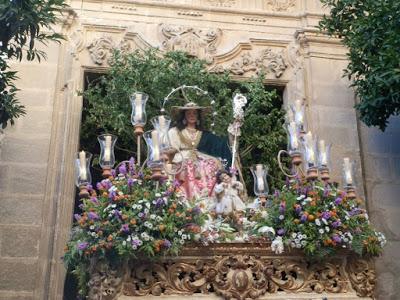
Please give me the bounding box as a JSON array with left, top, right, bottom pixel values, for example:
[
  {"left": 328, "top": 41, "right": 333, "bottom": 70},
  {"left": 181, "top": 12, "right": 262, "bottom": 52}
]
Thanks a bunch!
[
  {"left": 286, "top": 107, "right": 294, "bottom": 123},
  {"left": 289, "top": 121, "right": 299, "bottom": 150},
  {"left": 294, "top": 99, "right": 304, "bottom": 126},
  {"left": 104, "top": 135, "right": 112, "bottom": 162},
  {"left": 134, "top": 94, "right": 143, "bottom": 123},
  {"left": 151, "top": 130, "right": 160, "bottom": 160},
  {"left": 255, "top": 164, "right": 265, "bottom": 192},
  {"left": 79, "top": 151, "right": 87, "bottom": 181},
  {"left": 159, "top": 115, "right": 166, "bottom": 130},
  {"left": 319, "top": 140, "right": 327, "bottom": 166},
  {"left": 343, "top": 157, "right": 353, "bottom": 185},
  {"left": 304, "top": 131, "right": 315, "bottom": 164}
]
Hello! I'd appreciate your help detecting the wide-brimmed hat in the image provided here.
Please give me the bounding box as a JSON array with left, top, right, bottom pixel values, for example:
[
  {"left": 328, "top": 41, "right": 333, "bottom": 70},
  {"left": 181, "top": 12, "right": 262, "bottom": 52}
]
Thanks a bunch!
[{"left": 170, "top": 102, "right": 211, "bottom": 120}]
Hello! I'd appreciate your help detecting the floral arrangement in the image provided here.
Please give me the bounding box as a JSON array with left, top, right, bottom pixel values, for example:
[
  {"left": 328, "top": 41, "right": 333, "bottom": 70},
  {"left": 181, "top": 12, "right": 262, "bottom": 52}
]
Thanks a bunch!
[
  {"left": 63, "top": 159, "right": 206, "bottom": 296},
  {"left": 255, "top": 178, "right": 386, "bottom": 258}
]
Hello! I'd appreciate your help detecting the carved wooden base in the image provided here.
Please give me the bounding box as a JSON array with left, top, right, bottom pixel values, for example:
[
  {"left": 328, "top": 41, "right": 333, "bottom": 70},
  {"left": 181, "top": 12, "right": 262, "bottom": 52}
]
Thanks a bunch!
[{"left": 87, "top": 243, "right": 375, "bottom": 300}]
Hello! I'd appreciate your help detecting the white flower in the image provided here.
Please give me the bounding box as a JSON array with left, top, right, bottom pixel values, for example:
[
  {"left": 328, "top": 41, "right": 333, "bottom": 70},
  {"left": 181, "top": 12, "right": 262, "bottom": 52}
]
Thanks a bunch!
[
  {"left": 325, "top": 226, "right": 330, "bottom": 232},
  {"left": 132, "top": 245, "right": 137, "bottom": 250},
  {"left": 344, "top": 238, "right": 349, "bottom": 243},
  {"left": 319, "top": 229, "right": 324, "bottom": 234},
  {"left": 89, "top": 225, "right": 95, "bottom": 230},
  {"left": 315, "top": 219, "right": 321, "bottom": 226},
  {"left": 132, "top": 204, "right": 137, "bottom": 209},
  {"left": 301, "top": 240, "right": 307, "bottom": 246},
  {"left": 155, "top": 193, "right": 161, "bottom": 197},
  {"left": 301, "top": 201, "right": 306, "bottom": 206},
  {"left": 294, "top": 238, "right": 300, "bottom": 244},
  {"left": 279, "top": 215, "right": 285, "bottom": 220},
  {"left": 291, "top": 233, "right": 297, "bottom": 239},
  {"left": 297, "top": 195, "right": 305, "bottom": 200},
  {"left": 145, "top": 202, "right": 150, "bottom": 209},
  {"left": 261, "top": 210, "right": 268, "bottom": 218},
  {"left": 271, "top": 236, "right": 284, "bottom": 254},
  {"left": 137, "top": 204, "right": 142, "bottom": 210},
  {"left": 127, "top": 236, "right": 132, "bottom": 242},
  {"left": 91, "top": 232, "right": 96, "bottom": 237},
  {"left": 122, "top": 241, "right": 127, "bottom": 246},
  {"left": 178, "top": 230, "right": 183, "bottom": 236},
  {"left": 182, "top": 234, "right": 187, "bottom": 240},
  {"left": 296, "top": 243, "right": 302, "bottom": 248},
  {"left": 144, "top": 208, "right": 149, "bottom": 214},
  {"left": 138, "top": 240, "right": 143, "bottom": 246},
  {"left": 302, "top": 234, "right": 307, "bottom": 239},
  {"left": 150, "top": 214, "right": 156, "bottom": 220},
  {"left": 290, "top": 242, "right": 296, "bottom": 248},
  {"left": 156, "top": 216, "right": 162, "bottom": 222},
  {"left": 258, "top": 226, "right": 275, "bottom": 236},
  {"left": 179, "top": 240, "right": 185, "bottom": 244},
  {"left": 322, "top": 218, "right": 328, "bottom": 225}
]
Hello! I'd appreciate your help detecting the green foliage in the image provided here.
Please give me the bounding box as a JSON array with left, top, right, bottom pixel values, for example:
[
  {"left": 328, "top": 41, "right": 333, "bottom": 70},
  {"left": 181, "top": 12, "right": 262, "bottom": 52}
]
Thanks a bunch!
[
  {"left": 319, "top": 0, "right": 400, "bottom": 131},
  {"left": 81, "top": 50, "right": 287, "bottom": 191},
  {"left": 0, "top": 0, "right": 66, "bottom": 128}
]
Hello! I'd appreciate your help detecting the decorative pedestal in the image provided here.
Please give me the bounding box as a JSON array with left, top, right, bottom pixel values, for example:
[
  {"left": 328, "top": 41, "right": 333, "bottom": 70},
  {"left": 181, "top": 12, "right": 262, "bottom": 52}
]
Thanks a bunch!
[{"left": 87, "top": 243, "right": 375, "bottom": 300}]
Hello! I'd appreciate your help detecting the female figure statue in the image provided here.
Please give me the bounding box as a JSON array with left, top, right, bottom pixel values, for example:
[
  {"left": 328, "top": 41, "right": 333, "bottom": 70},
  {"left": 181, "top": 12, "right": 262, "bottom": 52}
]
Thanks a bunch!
[{"left": 168, "top": 102, "right": 232, "bottom": 201}]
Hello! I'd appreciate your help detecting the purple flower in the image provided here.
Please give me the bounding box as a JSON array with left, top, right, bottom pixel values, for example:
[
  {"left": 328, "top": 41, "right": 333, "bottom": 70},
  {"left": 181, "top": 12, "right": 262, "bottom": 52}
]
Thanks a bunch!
[
  {"left": 349, "top": 208, "right": 361, "bottom": 217},
  {"left": 74, "top": 214, "right": 81, "bottom": 221},
  {"left": 300, "top": 214, "right": 308, "bottom": 223},
  {"left": 332, "top": 220, "right": 341, "bottom": 228},
  {"left": 113, "top": 210, "right": 122, "bottom": 219},
  {"left": 78, "top": 204, "right": 84, "bottom": 210},
  {"left": 154, "top": 198, "right": 165, "bottom": 208},
  {"left": 88, "top": 212, "right": 99, "bottom": 220},
  {"left": 111, "top": 169, "right": 116, "bottom": 177},
  {"left": 323, "top": 188, "right": 330, "bottom": 197},
  {"left": 109, "top": 190, "right": 116, "bottom": 201},
  {"left": 332, "top": 234, "right": 342, "bottom": 243},
  {"left": 274, "top": 190, "right": 280, "bottom": 198},
  {"left": 163, "top": 239, "right": 172, "bottom": 248},
  {"left": 127, "top": 178, "right": 134, "bottom": 188},
  {"left": 321, "top": 211, "right": 331, "bottom": 220},
  {"left": 131, "top": 239, "right": 141, "bottom": 247},
  {"left": 87, "top": 184, "right": 93, "bottom": 192},
  {"left": 90, "top": 197, "right": 99, "bottom": 205},
  {"left": 120, "top": 224, "right": 130, "bottom": 233},
  {"left": 128, "top": 157, "right": 136, "bottom": 173},
  {"left": 192, "top": 206, "right": 201, "bottom": 215},
  {"left": 173, "top": 179, "right": 180, "bottom": 188},
  {"left": 277, "top": 228, "right": 285, "bottom": 236},
  {"left": 295, "top": 206, "right": 302, "bottom": 214},
  {"left": 96, "top": 182, "right": 103, "bottom": 190},
  {"left": 334, "top": 197, "right": 342, "bottom": 205},
  {"left": 77, "top": 241, "right": 89, "bottom": 251},
  {"left": 118, "top": 163, "right": 127, "bottom": 175},
  {"left": 279, "top": 202, "right": 286, "bottom": 214}
]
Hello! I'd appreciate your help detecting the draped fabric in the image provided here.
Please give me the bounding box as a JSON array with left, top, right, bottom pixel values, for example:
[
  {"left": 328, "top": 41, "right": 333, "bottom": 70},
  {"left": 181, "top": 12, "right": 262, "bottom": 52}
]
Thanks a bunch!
[{"left": 168, "top": 128, "right": 232, "bottom": 201}]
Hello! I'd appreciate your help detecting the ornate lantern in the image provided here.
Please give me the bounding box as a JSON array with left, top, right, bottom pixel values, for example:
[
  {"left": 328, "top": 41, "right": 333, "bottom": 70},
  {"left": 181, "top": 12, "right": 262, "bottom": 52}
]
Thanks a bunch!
[
  {"left": 343, "top": 157, "right": 356, "bottom": 199},
  {"left": 251, "top": 164, "right": 269, "bottom": 205},
  {"left": 286, "top": 121, "right": 302, "bottom": 166},
  {"left": 98, "top": 134, "right": 117, "bottom": 178},
  {"left": 318, "top": 139, "right": 332, "bottom": 181},
  {"left": 303, "top": 131, "right": 318, "bottom": 180},
  {"left": 144, "top": 130, "right": 164, "bottom": 180},
  {"left": 75, "top": 151, "right": 92, "bottom": 198},
  {"left": 130, "top": 92, "right": 148, "bottom": 135}
]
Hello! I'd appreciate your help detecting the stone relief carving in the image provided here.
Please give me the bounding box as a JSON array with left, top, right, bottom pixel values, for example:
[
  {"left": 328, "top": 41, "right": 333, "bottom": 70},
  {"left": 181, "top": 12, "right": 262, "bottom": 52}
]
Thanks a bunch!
[
  {"left": 207, "top": 0, "right": 236, "bottom": 7},
  {"left": 266, "top": 0, "right": 296, "bottom": 12},
  {"left": 87, "top": 36, "right": 134, "bottom": 65},
  {"left": 88, "top": 264, "right": 123, "bottom": 300},
  {"left": 159, "top": 24, "right": 222, "bottom": 63},
  {"left": 210, "top": 48, "right": 287, "bottom": 78},
  {"left": 346, "top": 257, "right": 376, "bottom": 297}
]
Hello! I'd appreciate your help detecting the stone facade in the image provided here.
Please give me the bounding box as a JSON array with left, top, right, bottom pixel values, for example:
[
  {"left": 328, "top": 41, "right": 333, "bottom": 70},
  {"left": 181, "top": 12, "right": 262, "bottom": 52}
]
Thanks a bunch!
[{"left": 0, "top": 0, "right": 398, "bottom": 299}]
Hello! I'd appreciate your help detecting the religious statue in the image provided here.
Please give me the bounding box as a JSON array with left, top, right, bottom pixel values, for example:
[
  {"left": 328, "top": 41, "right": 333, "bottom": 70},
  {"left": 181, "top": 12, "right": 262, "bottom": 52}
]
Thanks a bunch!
[
  {"left": 214, "top": 170, "right": 246, "bottom": 215},
  {"left": 168, "top": 102, "right": 232, "bottom": 200}
]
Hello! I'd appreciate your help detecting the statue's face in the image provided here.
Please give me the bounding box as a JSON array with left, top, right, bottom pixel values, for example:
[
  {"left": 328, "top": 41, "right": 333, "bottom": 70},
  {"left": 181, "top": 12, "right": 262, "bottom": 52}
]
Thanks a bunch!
[
  {"left": 184, "top": 109, "right": 198, "bottom": 125},
  {"left": 220, "top": 173, "right": 231, "bottom": 184}
]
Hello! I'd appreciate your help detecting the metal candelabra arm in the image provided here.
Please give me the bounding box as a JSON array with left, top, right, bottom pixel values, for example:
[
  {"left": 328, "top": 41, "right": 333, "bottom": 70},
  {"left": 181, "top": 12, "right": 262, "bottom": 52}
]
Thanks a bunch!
[{"left": 278, "top": 149, "right": 301, "bottom": 178}]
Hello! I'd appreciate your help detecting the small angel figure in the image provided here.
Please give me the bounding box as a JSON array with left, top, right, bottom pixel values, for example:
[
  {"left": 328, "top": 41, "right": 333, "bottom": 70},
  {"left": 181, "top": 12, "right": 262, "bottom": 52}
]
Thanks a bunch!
[{"left": 214, "top": 170, "right": 246, "bottom": 215}]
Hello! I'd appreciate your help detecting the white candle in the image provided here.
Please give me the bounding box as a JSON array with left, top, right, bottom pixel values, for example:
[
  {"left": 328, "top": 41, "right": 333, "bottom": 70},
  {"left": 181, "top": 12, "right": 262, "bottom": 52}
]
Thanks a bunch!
[
  {"left": 304, "top": 131, "right": 315, "bottom": 164},
  {"left": 319, "top": 140, "right": 327, "bottom": 166},
  {"left": 255, "top": 164, "right": 265, "bottom": 192},
  {"left": 151, "top": 130, "right": 160, "bottom": 160},
  {"left": 289, "top": 121, "right": 299, "bottom": 150},
  {"left": 79, "top": 151, "right": 87, "bottom": 181},
  {"left": 343, "top": 157, "right": 353, "bottom": 185},
  {"left": 134, "top": 94, "right": 143, "bottom": 123},
  {"left": 294, "top": 99, "right": 304, "bottom": 125},
  {"left": 104, "top": 135, "right": 112, "bottom": 161},
  {"left": 159, "top": 115, "right": 166, "bottom": 130}
]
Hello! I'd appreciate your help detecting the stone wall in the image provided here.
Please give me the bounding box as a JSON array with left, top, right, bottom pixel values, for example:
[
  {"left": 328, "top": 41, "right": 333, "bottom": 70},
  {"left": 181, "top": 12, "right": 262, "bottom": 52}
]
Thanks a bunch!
[
  {"left": 360, "top": 116, "right": 400, "bottom": 299},
  {"left": 0, "top": 0, "right": 397, "bottom": 299}
]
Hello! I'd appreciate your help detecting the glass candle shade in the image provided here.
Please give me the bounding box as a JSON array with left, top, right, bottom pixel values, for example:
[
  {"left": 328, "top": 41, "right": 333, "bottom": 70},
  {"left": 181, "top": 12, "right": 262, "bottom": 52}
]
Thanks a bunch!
[
  {"left": 144, "top": 130, "right": 163, "bottom": 168},
  {"left": 286, "top": 121, "right": 301, "bottom": 154},
  {"left": 130, "top": 92, "right": 149, "bottom": 127},
  {"left": 342, "top": 157, "right": 356, "bottom": 188},
  {"left": 318, "top": 140, "right": 331, "bottom": 170},
  {"left": 251, "top": 164, "right": 269, "bottom": 197},
  {"left": 98, "top": 134, "right": 117, "bottom": 168},
  {"left": 151, "top": 115, "right": 172, "bottom": 151},
  {"left": 302, "top": 131, "right": 317, "bottom": 168},
  {"left": 75, "top": 151, "right": 92, "bottom": 187},
  {"left": 291, "top": 99, "right": 306, "bottom": 132}
]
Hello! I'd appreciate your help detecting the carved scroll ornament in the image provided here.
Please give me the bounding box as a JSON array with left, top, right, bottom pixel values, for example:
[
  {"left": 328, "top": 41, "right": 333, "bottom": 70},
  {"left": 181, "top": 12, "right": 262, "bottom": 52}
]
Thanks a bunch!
[
  {"left": 159, "top": 24, "right": 222, "bottom": 63},
  {"left": 211, "top": 48, "right": 288, "bottom": 78},
  {"left": 87, "top": 36, "right": 132, "bottom": 65}
]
